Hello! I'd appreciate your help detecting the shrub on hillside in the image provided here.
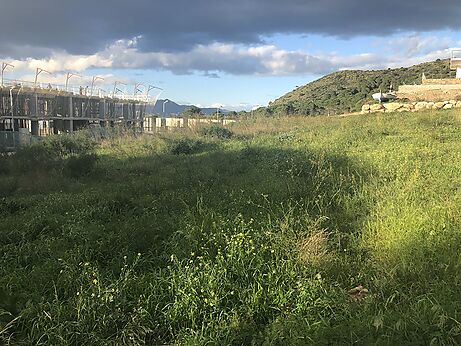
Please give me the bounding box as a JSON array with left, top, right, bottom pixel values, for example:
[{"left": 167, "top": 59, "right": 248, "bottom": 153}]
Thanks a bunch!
[{"left": 199, "top": 124, "right": 233, "bottom": 139}]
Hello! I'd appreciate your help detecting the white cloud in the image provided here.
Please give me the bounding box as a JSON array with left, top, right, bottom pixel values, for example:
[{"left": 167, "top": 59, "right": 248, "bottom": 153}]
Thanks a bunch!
[{"left": 3, "top": 34, "right": 456, "bottom": 84}]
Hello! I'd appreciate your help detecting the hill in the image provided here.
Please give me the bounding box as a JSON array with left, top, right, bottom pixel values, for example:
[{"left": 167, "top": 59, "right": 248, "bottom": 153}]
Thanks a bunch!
[
  {"left": 269, "top": 59, "right": 455, "bottom": 115},
  {"left": 147, "top": 99, "right": 228, "bottom": 116}
]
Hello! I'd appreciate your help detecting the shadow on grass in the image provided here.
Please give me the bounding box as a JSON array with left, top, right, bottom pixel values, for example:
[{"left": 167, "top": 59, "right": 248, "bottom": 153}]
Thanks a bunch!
[{"left": 0, "top": 144, "right": 374, "bottom": 344}]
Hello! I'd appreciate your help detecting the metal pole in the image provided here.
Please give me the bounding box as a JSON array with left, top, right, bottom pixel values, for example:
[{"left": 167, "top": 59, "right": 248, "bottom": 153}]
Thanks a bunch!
[
  {"left": 90, "top": 76, "right": 104, "bottom": 96},
  {"left": 134, "top": 83, "right": 145, "bottom": 97},
  {"left": 9, "top": 87, "right": 14, "bottom": 131},
  {"left": 34, "top": 67, "right": 51, "bottom": 87},
  {"left": 2, "top": 62, "right": 14, "bottom": 87},
  {"left": 112, "top": 81, "right": 126, "bottom": 98},
  {"left": 163, "top": 99, "right": 169, "bottom": 114},
  {"left": 66, "top": 72, "right": 81, "bottom": 92}
]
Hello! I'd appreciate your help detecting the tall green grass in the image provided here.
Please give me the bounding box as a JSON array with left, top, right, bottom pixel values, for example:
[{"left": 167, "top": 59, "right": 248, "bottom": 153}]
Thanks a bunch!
[{"left": 0, "top": 112, "right": 461, "bottom": 344}]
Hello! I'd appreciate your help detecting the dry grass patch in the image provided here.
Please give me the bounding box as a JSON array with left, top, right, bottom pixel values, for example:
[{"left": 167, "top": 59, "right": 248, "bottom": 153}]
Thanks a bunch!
[{"left": 297, "top": 230, "right": 333, "bottom": 267}]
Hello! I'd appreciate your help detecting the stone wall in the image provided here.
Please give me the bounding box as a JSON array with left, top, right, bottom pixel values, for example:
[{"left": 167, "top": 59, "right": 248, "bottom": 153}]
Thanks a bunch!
[{"left": 361, "top": 100, "right": 461, "bottom": 114}]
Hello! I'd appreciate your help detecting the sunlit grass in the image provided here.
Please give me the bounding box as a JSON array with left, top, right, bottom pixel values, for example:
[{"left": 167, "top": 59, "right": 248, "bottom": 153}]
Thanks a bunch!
[{"left": 1, "top": 110, "right": 461, "bottom": 344}]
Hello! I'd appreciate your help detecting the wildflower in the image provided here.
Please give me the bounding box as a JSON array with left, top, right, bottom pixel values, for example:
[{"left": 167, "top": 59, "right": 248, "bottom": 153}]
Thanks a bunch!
[{"left": 93, "top": 279, "right": 98, "bottom": 285}]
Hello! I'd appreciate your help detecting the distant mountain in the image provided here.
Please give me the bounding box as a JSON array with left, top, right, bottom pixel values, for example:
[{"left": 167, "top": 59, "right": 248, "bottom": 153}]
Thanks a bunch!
[
  {"left": 269, "top": 59, "right": 455, "bottom": 116},
  {"left": 146, "top": 99, "right": 228, "bottom": 116}
]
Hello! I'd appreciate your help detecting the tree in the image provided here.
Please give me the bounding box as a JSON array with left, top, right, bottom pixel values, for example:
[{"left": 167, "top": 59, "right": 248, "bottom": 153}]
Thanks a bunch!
[{"left": 182, "top": 106, "right": 202, "bottom": 117}]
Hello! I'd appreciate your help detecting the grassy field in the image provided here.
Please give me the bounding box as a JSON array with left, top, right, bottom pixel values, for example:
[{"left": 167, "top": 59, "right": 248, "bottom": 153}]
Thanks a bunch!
[{"left": 1, "top": 110, "right": 461, "bottom": 345}]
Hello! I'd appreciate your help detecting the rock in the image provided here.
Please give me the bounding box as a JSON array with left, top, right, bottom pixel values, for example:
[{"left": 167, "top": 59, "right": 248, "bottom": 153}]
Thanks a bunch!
[
  {"left": 348, "top": 285, "right": 369, "bottom": 302},
  {"left": 455, "top": 101, "right": 461, "bottom": 108},
  {"left": 434, "top": 101, "right": 446, "bottom": 109},
  {"left": 361, "top": 104, "right": 371, "bottom": 111},
  {"left": 449, "top": 100, "right": 457, "bottom": 105},
  {"left": 383, "top": 102, "right": 402, "bottom": 112},
  {"left": 398, "top": 104, "right": 414, "bottom": 112},
  {"left": 415, "top": 102, "right": 428, "bottom": 110},
  {"left": 369, "top": 104, "right": 385, "bottom": 112},
  {"left": 401, "top": 103, "right": 415, "bottom": 110},
  {"left": 443, "top": 103, "right": 454, "bottom": 109},
  {"left": 427, "top": 102, "right": 435, "bottom": 109}
]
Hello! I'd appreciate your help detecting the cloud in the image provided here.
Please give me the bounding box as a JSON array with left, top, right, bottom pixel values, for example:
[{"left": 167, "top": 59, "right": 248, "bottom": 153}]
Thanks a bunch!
[
  {"left": 3, "top": 35, "right": 454, "bottom": 82},
  {"left": 384, "top": 34, "right": 453, "bottom": 58},
  {"left": 1, "top": 0, "right": 461, "bottom": 57}
]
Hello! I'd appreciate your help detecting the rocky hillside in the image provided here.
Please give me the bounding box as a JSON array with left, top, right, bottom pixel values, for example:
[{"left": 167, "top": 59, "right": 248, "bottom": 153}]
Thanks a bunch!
[{"left": 269, "top": 59, "right": 455, "bottom": 116}]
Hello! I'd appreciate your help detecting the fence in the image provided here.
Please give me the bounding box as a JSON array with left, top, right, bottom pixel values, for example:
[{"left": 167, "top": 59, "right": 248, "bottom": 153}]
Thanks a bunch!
[
  {"left": 0, "top": 126, "right": 143, "bottom": 153},
  {"left": 0, "top": 131, "right": 43, "bottom": 152}
]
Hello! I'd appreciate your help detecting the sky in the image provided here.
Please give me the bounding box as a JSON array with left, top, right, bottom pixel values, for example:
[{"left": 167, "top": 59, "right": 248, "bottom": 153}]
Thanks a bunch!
[{"left": 1, "top": 0, "right": 461, "bottom": 110}]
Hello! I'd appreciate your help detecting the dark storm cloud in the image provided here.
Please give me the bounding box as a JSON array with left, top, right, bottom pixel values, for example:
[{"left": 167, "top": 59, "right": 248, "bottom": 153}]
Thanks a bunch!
[{"left": 1, "top": 0, "right": 461, "bottom": 57}]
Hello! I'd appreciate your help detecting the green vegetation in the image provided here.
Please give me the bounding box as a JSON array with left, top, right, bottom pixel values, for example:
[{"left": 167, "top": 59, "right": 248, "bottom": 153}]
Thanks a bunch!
[
  {"left": 269, "top": 59, "right": 455, "bottom": 116},
  {"left": 199, "top": 124, "right": 234, "bottom": 139},
  {"left": 1, "top": 110, "right": 461, "bottom": 344},
  {"left": 182, "top": 105, "right": 204, "bottom": 117}
]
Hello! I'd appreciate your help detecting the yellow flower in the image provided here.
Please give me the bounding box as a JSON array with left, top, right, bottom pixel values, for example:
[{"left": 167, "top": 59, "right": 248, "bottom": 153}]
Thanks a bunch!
[{"left": 92, "top": 279, "right": 98, "bottom": 285}]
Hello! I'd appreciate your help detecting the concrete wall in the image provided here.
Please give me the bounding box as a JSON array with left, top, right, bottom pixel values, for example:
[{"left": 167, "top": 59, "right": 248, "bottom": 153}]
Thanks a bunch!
[
  {"left": 144, "top": 116, "right": 236, "bottom": 132},
  {"left": 396, "top": 85, "right": 461, "bottom": 101},
  {"left": 422, "top": 79, "right": 461, "bottom": 85}
]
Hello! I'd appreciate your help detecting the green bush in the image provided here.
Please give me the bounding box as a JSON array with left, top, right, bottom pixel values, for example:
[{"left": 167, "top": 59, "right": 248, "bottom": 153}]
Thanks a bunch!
[
  {"left": 0, "top": 155, "right": 10, "bottom": 175},
  {"left": 9, "top": 133, "right": 96, "bottom": 175},
  {"left": 42, "top": 133, "right": 95, "bottom": 157},
  {"left": 64, "top": 153, "right": 98, "bottom": 178},
  {"left": 167, "top": 138, "right": 206, "bottom": 155},
  {"left": 199, "top": 124, "right": 233, "bottom": 139},
  {"left": 12, "top": 144, "right": 57, "bottom": 172}
]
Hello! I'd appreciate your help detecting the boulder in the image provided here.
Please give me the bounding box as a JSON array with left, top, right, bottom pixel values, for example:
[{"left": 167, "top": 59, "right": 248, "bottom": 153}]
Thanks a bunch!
[
  {"left": 415, "top": 102, "right": 428, "bottom": 110},
  {"left": 383, "top": 102, "right": 403, "bottom": 112},
  {"left": 406, "top": 103, "right": 415, "bottom": 110},
  {"left": 369, "top": 104, "right": 385, "bottom": 112},
  {"left": 443, "top": 103, "right": 454, "bottom": 109},
  {"left": 455, "top": 101, "right": 461, "bottom": 108},
  {"left": 433, "top": 101, "right": 446, "bottom": 110},
  {"left": 361, "top": 104, "right": 370, "bottom": 113}
]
